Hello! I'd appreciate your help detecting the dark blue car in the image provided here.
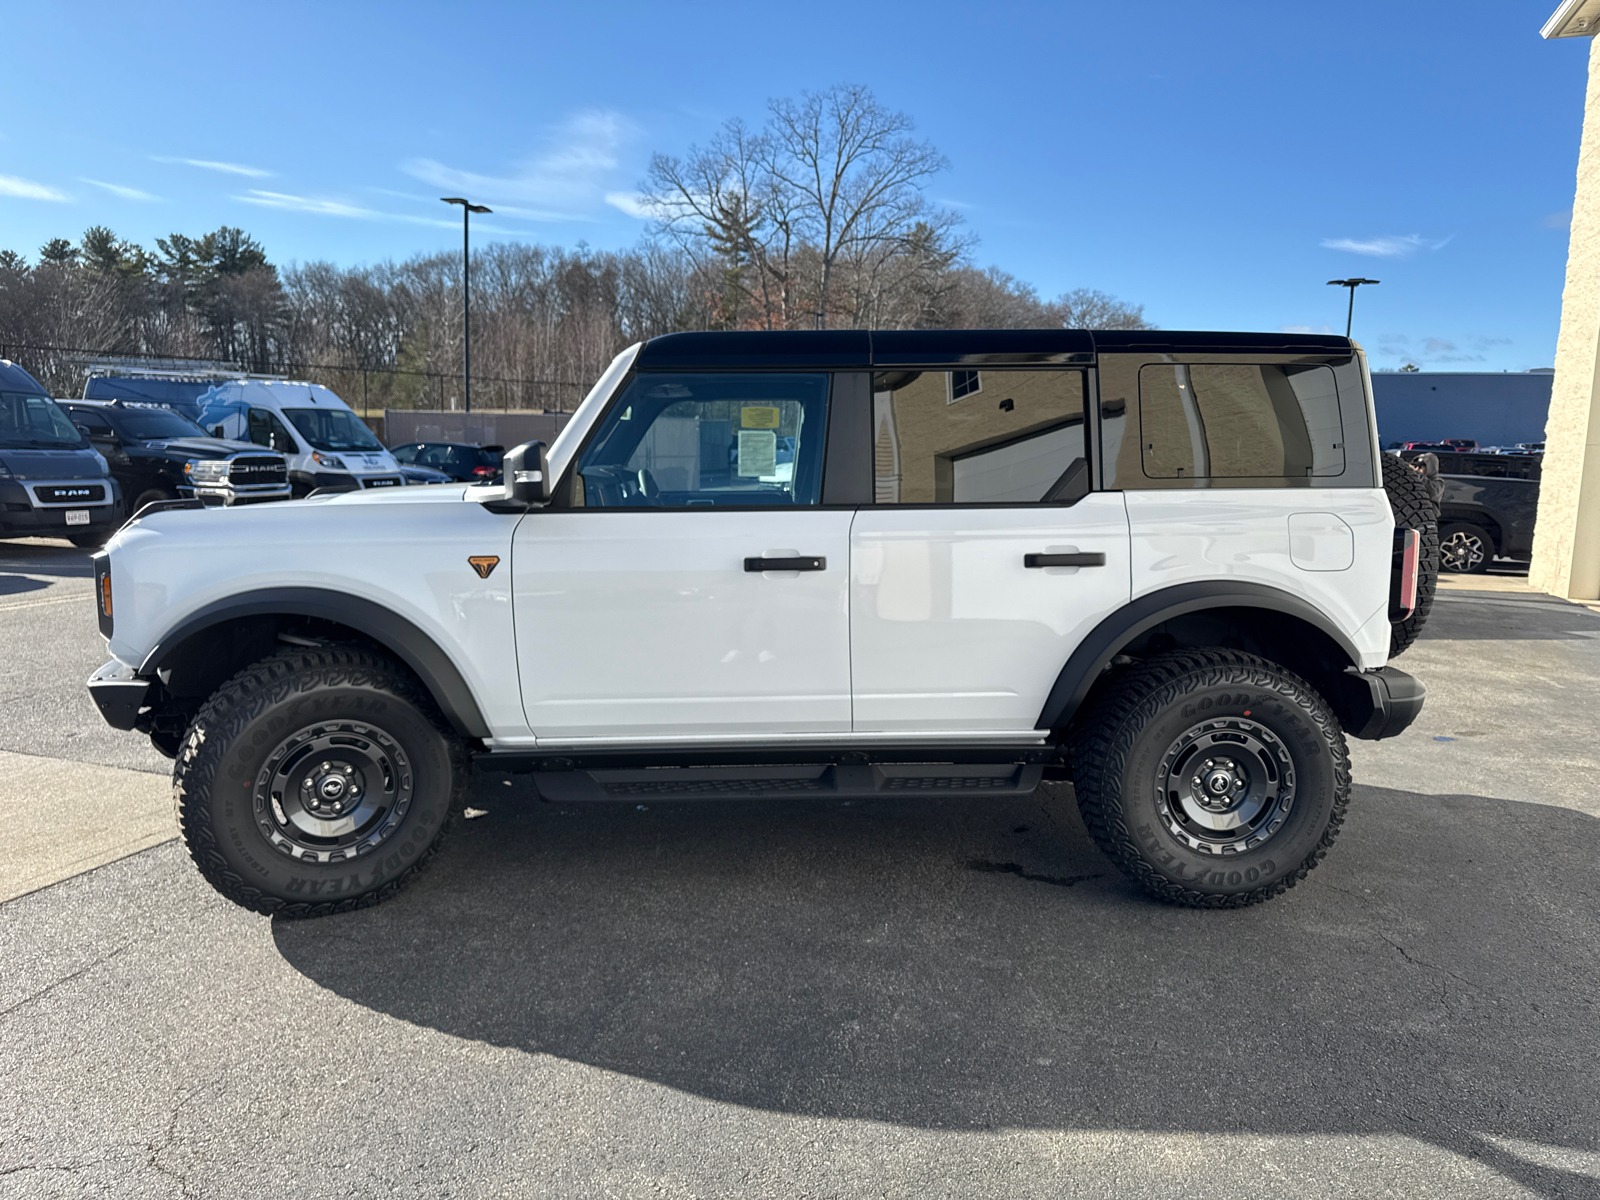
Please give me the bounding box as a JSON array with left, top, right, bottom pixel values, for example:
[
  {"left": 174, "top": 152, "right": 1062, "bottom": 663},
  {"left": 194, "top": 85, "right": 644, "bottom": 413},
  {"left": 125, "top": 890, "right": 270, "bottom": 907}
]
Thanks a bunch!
[{"left": 0, "top": 361, "right": 122, "bottom": 546}]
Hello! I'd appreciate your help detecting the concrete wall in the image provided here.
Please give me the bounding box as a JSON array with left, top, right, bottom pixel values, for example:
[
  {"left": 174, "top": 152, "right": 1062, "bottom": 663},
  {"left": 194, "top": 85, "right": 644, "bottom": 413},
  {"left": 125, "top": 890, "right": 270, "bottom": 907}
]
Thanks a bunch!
[{"left": 1531, "top": 33, "right": 1600, "bottom": 601}]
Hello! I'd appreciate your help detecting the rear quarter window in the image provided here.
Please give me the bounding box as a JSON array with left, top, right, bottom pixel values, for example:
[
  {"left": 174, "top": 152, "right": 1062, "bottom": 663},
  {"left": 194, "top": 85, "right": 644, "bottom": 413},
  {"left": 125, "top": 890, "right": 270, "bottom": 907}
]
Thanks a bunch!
[{"left": 1135, "top": 363, "right": 1346, "bottom": 483}]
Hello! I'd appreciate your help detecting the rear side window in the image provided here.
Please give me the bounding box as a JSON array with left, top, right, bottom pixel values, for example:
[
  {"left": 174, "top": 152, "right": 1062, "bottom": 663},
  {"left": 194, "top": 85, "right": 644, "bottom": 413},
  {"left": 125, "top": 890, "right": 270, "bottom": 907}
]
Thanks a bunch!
[
  {"left": 1137, "top": 364, "right": 1345, "bottom": 481},
  {"left": 871, "top": 370, "right": 1087, "bottom": 504}
]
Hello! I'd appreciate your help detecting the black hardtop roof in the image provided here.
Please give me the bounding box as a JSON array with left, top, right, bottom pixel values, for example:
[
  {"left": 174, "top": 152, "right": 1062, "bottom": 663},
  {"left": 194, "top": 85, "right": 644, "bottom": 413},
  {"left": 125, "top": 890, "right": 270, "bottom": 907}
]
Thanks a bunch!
[{"left": 635, "top": 329, "right": 1355, "bottom": 369}]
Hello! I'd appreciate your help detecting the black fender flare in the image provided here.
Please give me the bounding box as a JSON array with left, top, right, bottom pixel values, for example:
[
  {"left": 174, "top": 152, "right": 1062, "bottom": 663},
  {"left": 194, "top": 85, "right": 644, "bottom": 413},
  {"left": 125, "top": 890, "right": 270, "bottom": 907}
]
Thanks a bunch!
[
  {"left": 139, "top": 587, "right": 491, "bottom": 739},
  {"left": 1035, "top": 581, "right": 1364, "bottom": 731}
]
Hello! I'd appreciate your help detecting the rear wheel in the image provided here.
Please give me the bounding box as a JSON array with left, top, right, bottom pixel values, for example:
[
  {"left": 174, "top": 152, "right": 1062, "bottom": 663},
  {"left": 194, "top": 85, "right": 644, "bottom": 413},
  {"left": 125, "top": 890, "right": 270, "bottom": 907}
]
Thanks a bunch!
[
  {"left": 1438, "top": 521, "right": 1494, "bottom": 574},
  {"left": 174, "top": 646, "right": 466, "bottom": 917},
  {"left": 1071, "top": 648, "right": 1350, "bottom": 908}
]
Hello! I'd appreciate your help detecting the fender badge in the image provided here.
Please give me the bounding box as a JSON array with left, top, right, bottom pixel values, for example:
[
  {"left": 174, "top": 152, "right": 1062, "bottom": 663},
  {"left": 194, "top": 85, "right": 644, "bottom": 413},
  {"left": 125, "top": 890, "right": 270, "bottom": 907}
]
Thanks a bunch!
[{"left": 468, "top": 555, "right": 500, "bottom": 579}]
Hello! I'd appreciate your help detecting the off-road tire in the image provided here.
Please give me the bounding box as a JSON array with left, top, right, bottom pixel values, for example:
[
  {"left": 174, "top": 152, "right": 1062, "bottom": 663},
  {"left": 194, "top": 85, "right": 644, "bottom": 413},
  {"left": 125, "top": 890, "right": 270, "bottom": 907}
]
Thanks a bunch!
[
  {"left": 173, "top": 646, "right": 466, "bottom": 918},
  {"left": 1070, "top": 648, "right": 1351, "bottom": 908},
  {"left": 1438, "top": 521, "right": 1494, "bottom": 575},
  {"left": 1382, "top": 453, "right": 1439, "bottom": 658}
]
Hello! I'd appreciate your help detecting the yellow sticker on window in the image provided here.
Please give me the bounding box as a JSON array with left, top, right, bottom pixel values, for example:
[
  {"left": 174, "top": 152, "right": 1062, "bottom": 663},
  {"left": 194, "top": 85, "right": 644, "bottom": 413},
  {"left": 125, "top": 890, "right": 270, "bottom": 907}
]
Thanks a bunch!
[{"left": 741, "top": 406, "right": 780, "bottom": 429}]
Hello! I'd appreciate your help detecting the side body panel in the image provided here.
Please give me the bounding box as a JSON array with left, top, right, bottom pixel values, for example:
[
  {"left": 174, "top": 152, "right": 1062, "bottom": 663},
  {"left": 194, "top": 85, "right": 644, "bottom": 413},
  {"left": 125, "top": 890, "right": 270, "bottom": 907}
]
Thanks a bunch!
[
  {"left": 105, "top": 488, "right": 530, "bottom": 738},
  {"left": 1122, "top": 488, "right": 1394, "bottom": 669},
  {"left": 511, "top": 509, "right": 855, "bottom": 742},
  {"left": 849, "top": 495, "right": 1132, "bottom": 732}
]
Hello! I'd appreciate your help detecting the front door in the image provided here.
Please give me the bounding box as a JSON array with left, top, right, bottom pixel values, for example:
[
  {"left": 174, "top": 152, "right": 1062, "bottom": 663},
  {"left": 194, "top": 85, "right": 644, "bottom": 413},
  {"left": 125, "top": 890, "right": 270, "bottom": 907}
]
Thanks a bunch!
[
  {"left": 512, "top": 371, "right": 852, "bottom": 743},
  {"left": 851, "top": 368, "right": 1132, "bottom": 734}
]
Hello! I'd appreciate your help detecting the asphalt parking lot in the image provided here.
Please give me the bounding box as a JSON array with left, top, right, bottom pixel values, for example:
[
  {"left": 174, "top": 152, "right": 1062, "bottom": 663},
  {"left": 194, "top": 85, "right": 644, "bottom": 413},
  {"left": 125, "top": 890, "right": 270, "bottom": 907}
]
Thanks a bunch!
[{"left": 3, "top": 539, "right": 1600, "bottom": 1199}]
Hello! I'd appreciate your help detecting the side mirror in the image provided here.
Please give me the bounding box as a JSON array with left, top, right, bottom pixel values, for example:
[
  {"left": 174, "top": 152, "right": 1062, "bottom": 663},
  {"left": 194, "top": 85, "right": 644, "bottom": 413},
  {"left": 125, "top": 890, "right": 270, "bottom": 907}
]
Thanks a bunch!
[{"left": 502, "top": 440, "right": 549, "bottom": 506}]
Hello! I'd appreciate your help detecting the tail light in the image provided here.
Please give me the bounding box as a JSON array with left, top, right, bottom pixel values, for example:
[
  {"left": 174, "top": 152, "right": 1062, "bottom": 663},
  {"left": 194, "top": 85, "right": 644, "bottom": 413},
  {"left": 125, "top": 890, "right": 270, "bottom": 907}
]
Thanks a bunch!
[
  {"left": 472, "top": 465, "right": 496, "bottom": 478},
  {"left": 1391, "top": 528, "right": 1420, "bottom": 620}
]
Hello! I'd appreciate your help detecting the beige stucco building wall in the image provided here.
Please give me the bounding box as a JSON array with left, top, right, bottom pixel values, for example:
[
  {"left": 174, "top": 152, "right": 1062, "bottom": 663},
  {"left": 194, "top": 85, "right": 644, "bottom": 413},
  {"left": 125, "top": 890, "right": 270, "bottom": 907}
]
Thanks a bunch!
[{"left": 1531, "top": 33, "right": 1600, "bottom": 600}]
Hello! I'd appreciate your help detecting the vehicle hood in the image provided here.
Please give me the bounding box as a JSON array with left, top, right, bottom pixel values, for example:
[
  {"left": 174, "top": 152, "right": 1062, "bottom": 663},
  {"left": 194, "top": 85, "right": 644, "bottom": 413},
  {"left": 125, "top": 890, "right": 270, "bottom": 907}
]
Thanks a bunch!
[
  {"left": 298, "top": 482, "right": 472, "bottom": 506},
  {"left": 0, "top": 446, "right": 105, "bottom": 480},
  {"left": 141, "top": 436, "right": 270, "bottom": 459}
]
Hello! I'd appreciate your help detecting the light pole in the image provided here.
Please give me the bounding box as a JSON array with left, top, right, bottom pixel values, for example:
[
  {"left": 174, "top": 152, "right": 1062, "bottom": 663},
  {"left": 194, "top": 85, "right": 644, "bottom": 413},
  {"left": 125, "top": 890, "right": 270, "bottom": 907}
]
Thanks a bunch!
[
  {"left": 1327, "top": 277, "right": 1379, "bottom": 338},
  {"left": 442, "top": 197, "right": 492, "bottom": 413}
]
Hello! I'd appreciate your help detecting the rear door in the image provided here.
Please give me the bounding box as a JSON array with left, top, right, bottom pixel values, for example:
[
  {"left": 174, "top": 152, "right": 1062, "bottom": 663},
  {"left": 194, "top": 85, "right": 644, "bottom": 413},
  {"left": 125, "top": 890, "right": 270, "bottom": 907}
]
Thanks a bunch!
[
  {"left": 850, "top": 367, "right": 1132, "bottom": 734},
  {"left": 512, "top": 370, "right": 853, "bottom": 742}
]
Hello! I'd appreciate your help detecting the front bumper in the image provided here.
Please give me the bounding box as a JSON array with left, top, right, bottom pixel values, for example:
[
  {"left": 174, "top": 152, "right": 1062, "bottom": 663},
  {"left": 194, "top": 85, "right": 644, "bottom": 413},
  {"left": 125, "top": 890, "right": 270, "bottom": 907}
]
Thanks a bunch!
[
  {"left": 88, "top": 659, "right": 151, "bottom": 730},
  {"left": 0, "top": 477, "right": 122, "bottom": 535},
  {"left": 1335, "top": 666, "right": 1426, "bottom": 741}
]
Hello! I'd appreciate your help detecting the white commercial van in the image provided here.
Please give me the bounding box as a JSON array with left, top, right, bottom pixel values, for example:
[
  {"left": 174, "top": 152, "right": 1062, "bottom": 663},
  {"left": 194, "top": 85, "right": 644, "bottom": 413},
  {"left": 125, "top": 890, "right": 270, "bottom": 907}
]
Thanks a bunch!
[{"left": 196, "top": 380, "right": 403, "bottom": 496}]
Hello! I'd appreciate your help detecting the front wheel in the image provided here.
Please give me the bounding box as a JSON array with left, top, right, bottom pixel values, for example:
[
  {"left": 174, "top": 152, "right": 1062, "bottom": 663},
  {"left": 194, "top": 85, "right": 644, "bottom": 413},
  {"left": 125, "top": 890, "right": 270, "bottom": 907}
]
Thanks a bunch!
[
  {"left": 1071, "top": 649, "right": 1350, "bottom": 908},
  {"left": 174, "top": 647, "right": 466, "bottom": 917}
]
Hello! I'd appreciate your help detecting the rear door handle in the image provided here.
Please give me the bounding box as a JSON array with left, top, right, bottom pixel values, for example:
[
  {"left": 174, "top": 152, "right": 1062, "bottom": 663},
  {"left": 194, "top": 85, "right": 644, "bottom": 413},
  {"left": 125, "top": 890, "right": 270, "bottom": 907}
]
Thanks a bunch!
[
  {"left": 745, "top": 556, "right": 826, "bottom": 572},
  {"left": 1024, "top": 552, "right": 1106, "bottom": 568}
]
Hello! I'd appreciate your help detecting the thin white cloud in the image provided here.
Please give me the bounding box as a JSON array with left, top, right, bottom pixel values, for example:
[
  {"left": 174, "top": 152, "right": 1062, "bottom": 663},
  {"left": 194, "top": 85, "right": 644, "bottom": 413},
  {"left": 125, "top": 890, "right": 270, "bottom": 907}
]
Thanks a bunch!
[
  {"left": 1320, "top": 234, "right": 1452, "bottom": 258},
  {"left": 81, "top": 178, "right": 159, "bottom": 202},
  {"left": 236, "top": 189, "right": 470, "bottom": 231},
  {"left": 605, "top": 191, "right": 654, "bottom": 219},
  {"left": 237, "top": 190, "right": 376, "bottom": 217},
  {"left": 155, "top": 156, "right": 272, "bottom": 178},
  {"left": 0, "top": 173, "right": 71, "bottom": 202},
  {"left": 1542, "top": 209, "right": 1572, "bottom": 230},
  {"left": 403, "top": 111, "right": 632, "bottom": 217}
]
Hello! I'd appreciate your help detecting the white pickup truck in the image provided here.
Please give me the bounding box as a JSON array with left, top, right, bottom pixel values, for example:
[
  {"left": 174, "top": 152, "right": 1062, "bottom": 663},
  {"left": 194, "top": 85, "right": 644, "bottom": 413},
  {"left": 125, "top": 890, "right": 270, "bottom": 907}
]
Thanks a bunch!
[{"left": 86, "top": 329, "right": 1434, "bottom": 917}]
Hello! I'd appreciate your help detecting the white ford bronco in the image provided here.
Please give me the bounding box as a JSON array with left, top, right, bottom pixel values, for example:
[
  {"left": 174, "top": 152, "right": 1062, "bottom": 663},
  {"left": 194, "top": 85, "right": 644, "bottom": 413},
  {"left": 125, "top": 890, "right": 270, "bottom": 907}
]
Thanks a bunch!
[{"left": 86, "top": 330, "right": 1435, "bottom": 916}]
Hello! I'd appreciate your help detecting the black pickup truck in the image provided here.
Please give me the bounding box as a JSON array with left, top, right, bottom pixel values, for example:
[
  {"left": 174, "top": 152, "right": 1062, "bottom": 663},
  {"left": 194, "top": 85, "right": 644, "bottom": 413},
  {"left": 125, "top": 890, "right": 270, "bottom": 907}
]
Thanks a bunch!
[{"left": 1398, "top": 450, "right": 1540, "bottom": 573}]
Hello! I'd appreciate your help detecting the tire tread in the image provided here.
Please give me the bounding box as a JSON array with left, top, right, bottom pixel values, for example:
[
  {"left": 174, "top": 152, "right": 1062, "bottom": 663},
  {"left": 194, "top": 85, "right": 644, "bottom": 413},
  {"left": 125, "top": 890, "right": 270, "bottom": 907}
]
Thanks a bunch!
[{"left": 172, "top": 646, "right": 467, "bottom": 919}]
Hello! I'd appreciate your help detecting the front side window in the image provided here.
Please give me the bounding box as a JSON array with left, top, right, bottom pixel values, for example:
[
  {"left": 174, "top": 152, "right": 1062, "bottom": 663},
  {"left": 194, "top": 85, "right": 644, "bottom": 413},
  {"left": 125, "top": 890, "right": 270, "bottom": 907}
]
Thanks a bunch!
[
  {"left": 1138, "top": 363, "right": 1345, "bottom": 480},
  {"left": 574, "top": 373, "right": 829, "bottom": 507},
  {"left": 281, "top": 407, "right": 382, "bottom": 453},
  {"left": 247, "top": 408, "right": 301, "bottom": 454},
  {"left": 872, "top": 370, "right": 1087, "bottom": 504},
  {"left": 0, "top": 393, "right": 87, "bottom": 449}
]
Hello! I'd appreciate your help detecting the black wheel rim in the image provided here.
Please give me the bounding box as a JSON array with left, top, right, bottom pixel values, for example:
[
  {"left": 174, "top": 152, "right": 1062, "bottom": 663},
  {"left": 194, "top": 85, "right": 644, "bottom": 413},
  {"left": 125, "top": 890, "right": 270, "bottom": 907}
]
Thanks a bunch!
[
  {"left": 1440, "top": 530, "right": 1486, "bottom": 572},
  {"left": 1155, "top": 716, "right": 1296, "bottom": 855},
  {"left": 253, "top": 720, "right": 414, "bottom": 863}
]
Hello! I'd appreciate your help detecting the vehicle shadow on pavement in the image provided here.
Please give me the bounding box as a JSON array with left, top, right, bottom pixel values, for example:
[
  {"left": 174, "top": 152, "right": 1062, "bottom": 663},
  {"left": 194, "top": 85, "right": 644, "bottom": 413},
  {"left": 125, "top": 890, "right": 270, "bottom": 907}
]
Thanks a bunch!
[
  {"left": 274, "top": 782, "right": 1600, "bottom": 1197},
  {"left": 1428, "top": 590, "right": 1600, "bottom": 640}
]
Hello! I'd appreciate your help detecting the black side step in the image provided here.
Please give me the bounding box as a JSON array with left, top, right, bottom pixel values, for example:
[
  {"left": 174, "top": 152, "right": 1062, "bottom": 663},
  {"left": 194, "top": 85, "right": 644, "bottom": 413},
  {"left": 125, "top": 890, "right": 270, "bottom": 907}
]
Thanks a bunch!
[{"left": 530, "top": 762, "right": 1045, "bottom": 803}]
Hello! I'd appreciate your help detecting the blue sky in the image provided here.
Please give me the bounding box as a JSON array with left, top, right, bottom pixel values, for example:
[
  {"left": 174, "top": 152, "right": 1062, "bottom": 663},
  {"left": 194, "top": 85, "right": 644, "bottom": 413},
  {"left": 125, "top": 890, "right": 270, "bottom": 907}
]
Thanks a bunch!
[{"left": 0, "top": 0, "right": 1586, "bottom": 371}]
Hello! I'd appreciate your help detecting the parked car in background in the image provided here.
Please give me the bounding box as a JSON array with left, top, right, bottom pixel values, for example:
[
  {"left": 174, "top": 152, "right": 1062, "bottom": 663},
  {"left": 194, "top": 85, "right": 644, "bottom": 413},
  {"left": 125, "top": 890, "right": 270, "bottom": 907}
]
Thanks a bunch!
[
  {"left": 399, "top": 463, "right": 455, "bottom": 486},
  {"left": 1, "top": 360, "right": 122, "bottom": 547},
  {"left": 1399, "top": 449, "right": 1540, "bottom": 573},
  {"left": 59, "top": 400, "right": 289, "bottom": 515},
  {"left": 389, "top": 441, "right": 504, "bottom": 482},
  {"left": 195, "top": 380, "right": 403, "bottom": 496},
  {"left": 1441, "top": 438, "right": 1479, "bottom": 452}
]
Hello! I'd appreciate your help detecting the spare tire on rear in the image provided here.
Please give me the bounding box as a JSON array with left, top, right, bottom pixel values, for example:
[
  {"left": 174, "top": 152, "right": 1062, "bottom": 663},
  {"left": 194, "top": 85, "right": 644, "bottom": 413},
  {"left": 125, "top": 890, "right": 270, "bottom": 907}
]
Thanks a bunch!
[{"left": 1382, "top": 453, "right": 1440, "bottom": 658}]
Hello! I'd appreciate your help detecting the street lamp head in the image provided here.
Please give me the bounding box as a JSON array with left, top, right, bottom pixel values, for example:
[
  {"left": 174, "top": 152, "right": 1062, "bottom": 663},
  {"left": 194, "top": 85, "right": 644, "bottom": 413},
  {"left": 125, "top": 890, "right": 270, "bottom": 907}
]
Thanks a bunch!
[
  {"left": 441, "top": 197, "right": 493, "bottom": 214},
  {"left": 1327, "top": 278, "right": 1381, "bottom": 287}
]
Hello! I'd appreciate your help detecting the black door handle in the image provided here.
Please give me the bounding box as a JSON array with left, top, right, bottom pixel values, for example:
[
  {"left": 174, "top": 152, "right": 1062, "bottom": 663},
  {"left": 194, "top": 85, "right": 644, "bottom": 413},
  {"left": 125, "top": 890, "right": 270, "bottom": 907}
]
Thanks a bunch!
[
  {"left": 1024, "top": 552, "right": 1106, "bottom": 568},
  {"left": 745, "top": 556, "right": 827, "bottom": 572}
]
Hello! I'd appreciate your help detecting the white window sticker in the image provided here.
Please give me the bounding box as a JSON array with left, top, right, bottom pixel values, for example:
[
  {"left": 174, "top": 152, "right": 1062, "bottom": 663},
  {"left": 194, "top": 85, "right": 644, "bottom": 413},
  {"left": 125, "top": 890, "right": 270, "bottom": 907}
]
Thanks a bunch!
[{"left": 736, "top": 429, "right": 777, "bottom": 477}]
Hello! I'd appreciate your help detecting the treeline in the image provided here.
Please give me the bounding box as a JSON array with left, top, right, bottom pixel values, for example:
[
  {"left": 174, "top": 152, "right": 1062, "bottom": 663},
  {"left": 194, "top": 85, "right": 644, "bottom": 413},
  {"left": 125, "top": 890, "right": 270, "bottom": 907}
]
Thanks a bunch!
[{"left": 0, "top": 85, "right": 1150, "bottom": 409}]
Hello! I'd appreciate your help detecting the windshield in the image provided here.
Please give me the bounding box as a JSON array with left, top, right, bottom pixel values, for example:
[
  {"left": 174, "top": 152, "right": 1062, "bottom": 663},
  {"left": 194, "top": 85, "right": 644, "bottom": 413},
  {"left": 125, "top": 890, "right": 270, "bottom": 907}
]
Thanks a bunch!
[
  {"left": 0, "top": 392, "right": 87, "bottom": 449},
  {"left": 111, "top": 407, "right": 210, "bottom": 441},
  {"left": 282, "top": 407, "right": 382, "bottom": 452}
]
